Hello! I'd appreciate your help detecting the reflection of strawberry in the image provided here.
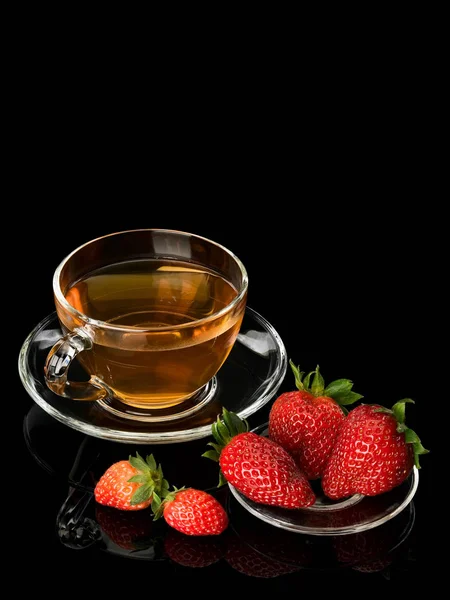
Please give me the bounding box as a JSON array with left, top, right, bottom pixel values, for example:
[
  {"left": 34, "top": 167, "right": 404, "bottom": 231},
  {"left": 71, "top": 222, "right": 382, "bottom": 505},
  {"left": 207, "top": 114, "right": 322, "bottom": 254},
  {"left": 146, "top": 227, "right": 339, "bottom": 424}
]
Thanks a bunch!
[
  {"left": 353, "top": 557, "right": 393, "bottom": 573},
  {"left": 333, "top": 505, "right": 413, "bottom": 568},
  {"left": 164, "top": 529, "right": 224, "bottom": 568},
  {"left": 269, "top": 363, "right": 362, "bottom": 479},
  {"left": 96, "top": 505, "right": 154, "bottom": 550},
  {"left": 225, "top": 532, "right": 300, "bottom": 578},
  {"left": 229, "top": 491, "right": 316, "bottom": 568},
  {"left": 94, "top": 453, "right": 168, "bottom": 511},
  {"left": 334, "top": 528, "right": 393, "bottom": 567},
  {"left": 322, "top": 400, "right": 428, "bottom": 499},
  {"left": 204, "top": 409, "right": 315, "bottom": 508}
]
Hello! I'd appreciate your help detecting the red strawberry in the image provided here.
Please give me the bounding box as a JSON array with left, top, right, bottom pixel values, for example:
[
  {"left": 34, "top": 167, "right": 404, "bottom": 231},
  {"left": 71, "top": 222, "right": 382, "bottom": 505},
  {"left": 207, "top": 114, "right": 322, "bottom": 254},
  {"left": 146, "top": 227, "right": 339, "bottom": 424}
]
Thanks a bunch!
[
  {"left": 94, "top": 453, "right": 168, "bottom": 511},
  {"left": 155, "top": 488, "right": 228, "bottom": 536},
  {"left": 164, "top": 529, "right": 224, "bottom": 567},
  {"left": 203, "top": 409, "right": 315, "bottom": 508},
  {"left": 269, "top": 362, "right": 363, "bottom": 479},
  {"left": 322, "top": 400, "right": 428, "bottom": 499}
]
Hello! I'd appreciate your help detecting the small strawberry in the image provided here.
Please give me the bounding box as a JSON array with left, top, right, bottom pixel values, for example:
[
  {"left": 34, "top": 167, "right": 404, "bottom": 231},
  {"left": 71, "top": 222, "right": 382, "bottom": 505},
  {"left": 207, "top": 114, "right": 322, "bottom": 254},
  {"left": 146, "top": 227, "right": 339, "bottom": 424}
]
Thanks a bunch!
[
  {"left": 94, "top": 453, "right": 168, "bottom": 511},
  {"left": 269, "top": 362, "right": 363, "bottom": 479},
  {"left": 203, "top": 409, "right": 315, "bottom": 508},
  {"left": 154, "top": 488, "right": 228, "bottom": 536},
  {"left": 322, "top": 399, "right": 429, "bottom": 499}
]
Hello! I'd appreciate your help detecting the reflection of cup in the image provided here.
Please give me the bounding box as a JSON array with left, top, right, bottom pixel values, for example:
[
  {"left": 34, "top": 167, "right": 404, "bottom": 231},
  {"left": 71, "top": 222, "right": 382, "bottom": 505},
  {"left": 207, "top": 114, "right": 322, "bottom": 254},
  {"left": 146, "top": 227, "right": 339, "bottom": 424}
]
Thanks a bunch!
[{"left": 44, "top": 230, "right": 248, "bottom": 413}]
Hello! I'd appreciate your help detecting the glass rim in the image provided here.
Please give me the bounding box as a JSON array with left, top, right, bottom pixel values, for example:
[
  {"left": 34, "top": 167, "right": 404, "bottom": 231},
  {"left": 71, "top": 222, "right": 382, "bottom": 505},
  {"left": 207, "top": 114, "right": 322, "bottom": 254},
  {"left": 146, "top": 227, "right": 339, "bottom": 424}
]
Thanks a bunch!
[{"left": 53, "top": 228, "right": 248, "bottom": 333}]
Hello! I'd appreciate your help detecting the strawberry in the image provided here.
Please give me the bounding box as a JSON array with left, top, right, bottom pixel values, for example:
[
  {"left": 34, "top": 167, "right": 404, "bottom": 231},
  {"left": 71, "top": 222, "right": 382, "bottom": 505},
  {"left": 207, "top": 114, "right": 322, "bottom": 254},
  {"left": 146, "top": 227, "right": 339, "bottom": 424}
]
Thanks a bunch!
[
  {"left": 154, "top": 488, "right": 228, "bottom": 536},
  {"left": 269, "top": 362, "right": 363, "bottom": 479},
  {"left": 322, "top": 399, "right": 429, "bottom": 499},
  {"left": 94, "top": 453, "right": 168, "bottom": 511},
  {"left": 203, "top": 409, "right": 315, "bottom": 508}
]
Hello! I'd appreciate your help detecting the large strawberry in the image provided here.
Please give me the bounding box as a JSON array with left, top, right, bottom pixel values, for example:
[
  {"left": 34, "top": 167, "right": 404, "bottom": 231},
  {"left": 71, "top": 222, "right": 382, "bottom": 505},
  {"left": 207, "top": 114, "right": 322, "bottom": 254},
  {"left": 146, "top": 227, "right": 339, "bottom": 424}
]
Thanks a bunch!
[
  {"left": 203, "top": 409, "right": 315, "bottom": 508},
  {"left": 269, "top": 362, "right": 363, "bottom": 479},
  {"left": 154, "top": 488, "right": 228, "bottom": 536},
  {"left": 94, "top": 453, "right": 168, "bottom": 511},
  {"left": 322, "top": 399, "right": 428, "bottom": 499}
]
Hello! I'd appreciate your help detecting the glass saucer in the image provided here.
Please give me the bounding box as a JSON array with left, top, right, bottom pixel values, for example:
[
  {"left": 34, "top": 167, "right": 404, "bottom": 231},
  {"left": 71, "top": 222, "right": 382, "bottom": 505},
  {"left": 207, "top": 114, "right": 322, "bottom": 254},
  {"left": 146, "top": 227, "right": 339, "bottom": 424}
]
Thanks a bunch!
[
  {"left": 228, "top": 425, "right": 419, "bottom": 536},
  {"left": 19, "top": 307, "right": 286, "bottom": 444}
]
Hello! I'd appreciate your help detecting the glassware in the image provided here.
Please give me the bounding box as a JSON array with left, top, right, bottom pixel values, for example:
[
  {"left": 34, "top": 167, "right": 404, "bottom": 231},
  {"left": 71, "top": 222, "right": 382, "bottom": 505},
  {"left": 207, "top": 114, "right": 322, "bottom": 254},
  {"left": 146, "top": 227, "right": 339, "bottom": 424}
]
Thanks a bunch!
[
  {"left": 43, "top": 230, "right": 248, "bottom": 421},
  {"left": 19, "top": 308, "right": 287, "bottom": 443}
]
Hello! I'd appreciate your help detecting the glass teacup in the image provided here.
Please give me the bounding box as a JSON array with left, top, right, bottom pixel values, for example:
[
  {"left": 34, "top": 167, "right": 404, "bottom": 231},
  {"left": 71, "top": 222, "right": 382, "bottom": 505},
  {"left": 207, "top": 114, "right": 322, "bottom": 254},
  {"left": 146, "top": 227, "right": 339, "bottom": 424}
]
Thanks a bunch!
[{"left": 44, "top": 230, "right": 248, "bottom": 418}]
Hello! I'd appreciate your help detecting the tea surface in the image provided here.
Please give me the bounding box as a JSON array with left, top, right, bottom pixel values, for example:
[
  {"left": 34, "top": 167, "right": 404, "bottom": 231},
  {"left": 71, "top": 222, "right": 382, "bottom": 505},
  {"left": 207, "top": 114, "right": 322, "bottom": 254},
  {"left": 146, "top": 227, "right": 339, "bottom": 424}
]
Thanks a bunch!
[{"left": 65, "top": 258, "right": 237, "bottom": 327}]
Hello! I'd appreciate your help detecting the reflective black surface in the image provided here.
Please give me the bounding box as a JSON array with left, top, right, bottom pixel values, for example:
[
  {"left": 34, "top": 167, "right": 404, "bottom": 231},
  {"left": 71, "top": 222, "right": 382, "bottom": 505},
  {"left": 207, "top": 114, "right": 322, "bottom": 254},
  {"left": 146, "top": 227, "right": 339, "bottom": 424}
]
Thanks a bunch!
[
  {"left": 17, "top": 222, "right": 434, "bottom": 589},
  {"left": 24, "top": 406, "right": 422, "bottom": 577}
]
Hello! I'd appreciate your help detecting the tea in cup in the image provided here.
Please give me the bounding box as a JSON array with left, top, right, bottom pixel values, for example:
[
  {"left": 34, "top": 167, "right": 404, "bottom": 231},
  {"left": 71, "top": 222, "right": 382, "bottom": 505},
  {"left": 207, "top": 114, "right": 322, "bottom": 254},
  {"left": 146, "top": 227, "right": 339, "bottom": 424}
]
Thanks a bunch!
[{"left": 44, "top": 230, "right": 248, "bottom": 415}]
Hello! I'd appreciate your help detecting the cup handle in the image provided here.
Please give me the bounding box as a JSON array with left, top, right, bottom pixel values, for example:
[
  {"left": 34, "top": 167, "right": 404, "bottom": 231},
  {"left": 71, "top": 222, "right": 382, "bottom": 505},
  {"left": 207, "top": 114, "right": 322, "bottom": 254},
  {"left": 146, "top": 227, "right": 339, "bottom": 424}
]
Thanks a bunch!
[{"left": 44, "top": 329, "right": 110, "bottom": 401}]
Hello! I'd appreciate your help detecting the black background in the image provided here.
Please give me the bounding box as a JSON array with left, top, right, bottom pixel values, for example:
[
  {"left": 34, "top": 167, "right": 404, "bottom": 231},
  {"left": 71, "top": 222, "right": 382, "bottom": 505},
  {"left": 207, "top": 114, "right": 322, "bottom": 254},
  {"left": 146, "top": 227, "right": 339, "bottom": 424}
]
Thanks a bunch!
[{"left": 16, "top": 211, "right": 434, "bottom": 589}]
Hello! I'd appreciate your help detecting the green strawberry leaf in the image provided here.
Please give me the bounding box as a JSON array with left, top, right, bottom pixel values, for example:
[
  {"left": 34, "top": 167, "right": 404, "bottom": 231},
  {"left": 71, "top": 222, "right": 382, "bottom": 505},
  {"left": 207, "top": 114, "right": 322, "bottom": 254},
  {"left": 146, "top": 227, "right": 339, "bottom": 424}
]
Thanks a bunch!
[
  {"left": 403, "top": 427, "right": 430, "bottom": 469},
  {"left": 129, "top": 453, "right": 150, "bottom": 473},
  {"left": 289, "top": 360, "right": 305, "bottom": 390},
  {"left": 211, "top": 417, "right": 227, "bottom": 446},
  {"left": 324, "top": 378, "right": 363, "bottom": 405},
  {"left": 392, "top": 398, "right": 415, "bottom": 424},
  {"left": 374, "top": 407, "right": 392, "bottom": 415},
  {"left": 218, "top": 470, "right": 228, "bottom": 488},
  {"left": 216, "top": 417, "right": 232, "bottom": 444},
  {"left": 336, "top": 391, "right": 364, "bottom": 406},
  {"left": 324, "top": 379, "right": 353, "bottom": 398},
  {"left": 207, "top": 442, "right": 223, "bottom": 454},
  {"left": 128, "top": 474, "right": 149, "bottom": 484},
  {"left": 228, "top": 411, "right": 248, "bottom": 434},
  {"left": 152, "top": 492, "right": 161, "bottom": 507},
  {"left": 311, "top": 366, "right": 325, "bottom": 395},
  {"left": 130, "top": 483, "right": 153, "bottom": 505},
  {"left": 379, "top": 399, "right": 430, "bottom": 469},
  {"left": 203, "top": 449, "right": 220, "bottom": 461},
  {"left": 222, "top": 408, "right": 238, "bottom": 437},
  {"left": 151, "top": 493, "right": 164, "bottom": 520},
  {"left": 303, "top": 370, "right": 315, "bottom": 390},
  {"left": 211, "top": 421, "right": 221, "bottom": 444},
  {"left": 146, "top": 454, "right": 157, "bottom": 470},
  {"left": 161, "top": 479, "right": 170, "bottom": 493}
]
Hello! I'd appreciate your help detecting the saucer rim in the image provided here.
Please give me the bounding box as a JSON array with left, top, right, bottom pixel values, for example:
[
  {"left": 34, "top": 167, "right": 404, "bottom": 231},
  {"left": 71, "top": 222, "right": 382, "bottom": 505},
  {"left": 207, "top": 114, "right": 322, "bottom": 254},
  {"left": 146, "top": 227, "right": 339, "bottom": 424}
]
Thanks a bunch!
[
  {"left": 18, "top": 307, "right": 287, "bottom": 444},
  {"left": 228, "top": 466, "right": 419, "bottom": 536}
]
